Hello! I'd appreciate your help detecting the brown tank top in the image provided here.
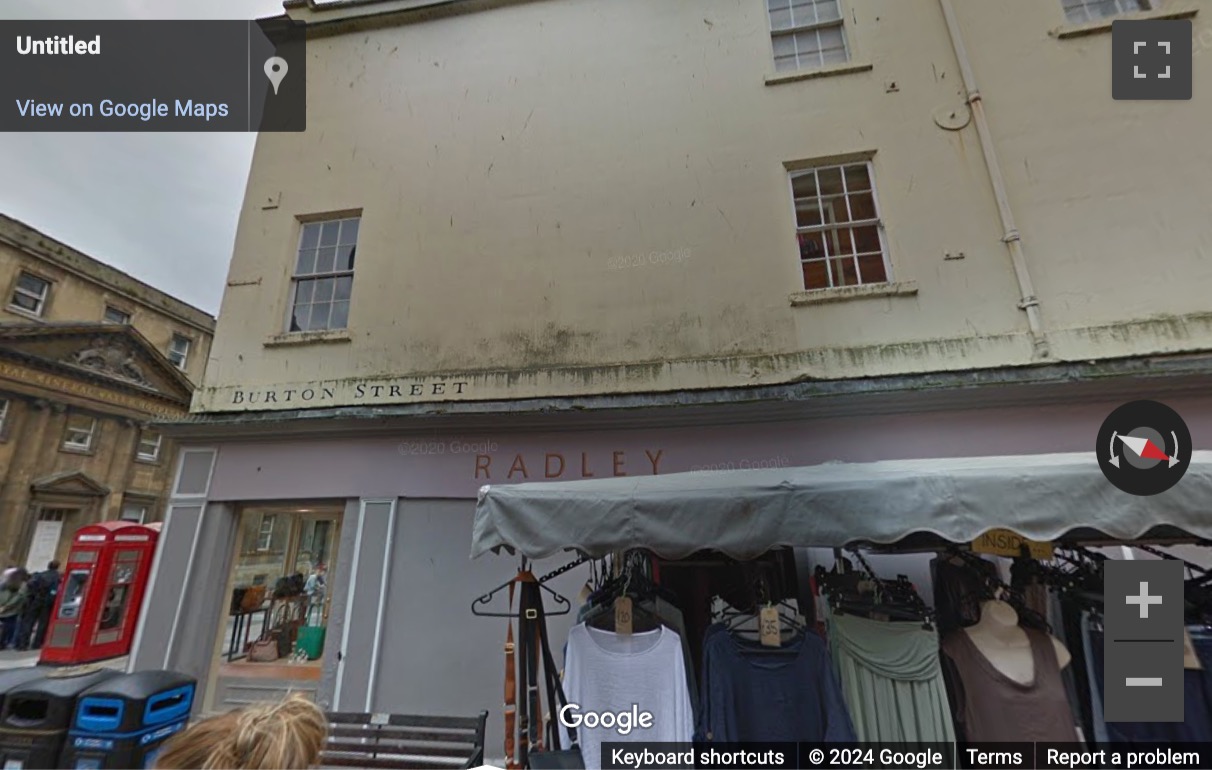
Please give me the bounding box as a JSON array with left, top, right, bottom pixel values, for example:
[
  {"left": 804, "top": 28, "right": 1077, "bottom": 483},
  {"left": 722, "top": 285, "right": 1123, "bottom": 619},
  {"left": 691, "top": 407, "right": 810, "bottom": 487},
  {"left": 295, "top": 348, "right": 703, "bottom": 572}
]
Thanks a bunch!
[{"left": 941, "top": 627, "right": 1078, "bottom": 742}]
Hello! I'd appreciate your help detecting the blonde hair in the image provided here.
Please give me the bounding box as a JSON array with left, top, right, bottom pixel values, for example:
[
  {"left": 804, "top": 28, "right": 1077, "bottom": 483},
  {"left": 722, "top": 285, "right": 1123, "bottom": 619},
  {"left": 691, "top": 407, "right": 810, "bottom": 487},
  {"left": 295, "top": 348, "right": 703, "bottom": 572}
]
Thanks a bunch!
[{"left": 155, "top": 693, "right": 327, "bottom": 769}]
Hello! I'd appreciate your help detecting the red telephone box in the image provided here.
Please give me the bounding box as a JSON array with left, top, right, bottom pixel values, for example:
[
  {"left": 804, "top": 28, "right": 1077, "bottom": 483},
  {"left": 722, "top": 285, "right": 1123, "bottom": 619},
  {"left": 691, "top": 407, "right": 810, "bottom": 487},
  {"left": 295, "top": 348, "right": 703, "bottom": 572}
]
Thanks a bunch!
[{"left": 40, "top": 521, "right": 160, "bottom": 665}]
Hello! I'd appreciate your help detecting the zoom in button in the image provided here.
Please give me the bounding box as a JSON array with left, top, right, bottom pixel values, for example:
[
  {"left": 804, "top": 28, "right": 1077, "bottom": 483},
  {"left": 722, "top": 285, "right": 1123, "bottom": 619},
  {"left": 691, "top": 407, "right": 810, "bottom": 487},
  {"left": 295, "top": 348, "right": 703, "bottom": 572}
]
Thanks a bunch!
[{"left": 1104, "top": 560, "right": 1184, "bottom": 722}]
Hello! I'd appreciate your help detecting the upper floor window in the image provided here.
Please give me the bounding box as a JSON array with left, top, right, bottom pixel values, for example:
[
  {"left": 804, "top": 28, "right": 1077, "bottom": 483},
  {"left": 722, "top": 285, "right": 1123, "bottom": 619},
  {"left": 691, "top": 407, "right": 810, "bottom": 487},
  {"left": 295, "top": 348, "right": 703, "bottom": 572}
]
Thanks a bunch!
[
  {"left": 0, "top": 398, "right": 9, "bottom": 436},
  {"left": 9, "top": 272, "right": 51, "bottom": 316},
  {"left": 1061, "top": 0, "right": 1149, "bottom": 23},
  {"left": 290, "top": 217, "right": 359, "bottom": 333},
  {"left": 767, "top": 0, "right": 848, "bottom": 73},
  {"left": 103, "top": 306, "right": 131, "bottom": 325},
  {"left": 62, "top": 413, "right": 97, "bottom": 452},
  {"left": 136, "top": 429, "right": 162, "bottom": 462},
  {"left": 167, "top": 334, "right": 191, "bottom": 370},
  {"left": 791, "top": 161, "right": 890, "bottom": 290}
]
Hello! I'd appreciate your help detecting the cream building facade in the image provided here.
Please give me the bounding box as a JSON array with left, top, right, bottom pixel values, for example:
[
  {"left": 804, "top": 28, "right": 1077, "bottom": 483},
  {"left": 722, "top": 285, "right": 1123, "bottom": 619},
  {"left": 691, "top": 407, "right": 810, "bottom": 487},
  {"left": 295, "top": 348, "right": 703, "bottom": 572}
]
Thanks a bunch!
[
  {"left": 195, "top": 0, "right": 1211, "bottom": 412},
  {"left": 139, "top": 0, "right": 1212, "bottom": 743}
]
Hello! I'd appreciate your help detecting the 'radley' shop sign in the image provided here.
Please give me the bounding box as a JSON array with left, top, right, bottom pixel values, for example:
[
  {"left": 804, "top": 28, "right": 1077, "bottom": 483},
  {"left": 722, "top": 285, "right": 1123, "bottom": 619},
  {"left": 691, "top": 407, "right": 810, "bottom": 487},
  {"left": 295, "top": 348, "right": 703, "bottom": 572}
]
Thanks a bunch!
[
  {"left": 472, "top": 449, "right": 666, "bottom": 480},
  {"left": 395, "top": 440, "right": 670, "bottom": 482}
]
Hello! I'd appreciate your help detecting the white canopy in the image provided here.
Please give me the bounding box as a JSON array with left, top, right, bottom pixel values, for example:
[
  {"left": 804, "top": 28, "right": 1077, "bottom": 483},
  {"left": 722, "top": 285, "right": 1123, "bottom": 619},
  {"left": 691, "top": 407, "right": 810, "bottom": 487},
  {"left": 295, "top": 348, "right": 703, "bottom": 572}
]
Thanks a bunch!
[{"left": 471, "top": 451, "right": 1212, "bottom": 560}]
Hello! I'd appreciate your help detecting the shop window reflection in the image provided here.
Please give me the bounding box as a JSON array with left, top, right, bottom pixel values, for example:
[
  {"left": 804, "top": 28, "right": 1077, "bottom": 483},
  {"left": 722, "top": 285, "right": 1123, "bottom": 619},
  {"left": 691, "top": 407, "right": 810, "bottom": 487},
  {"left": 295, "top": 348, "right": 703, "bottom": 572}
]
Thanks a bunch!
[{"left": 221, "top": 506, "right": 342, "bottom": 674}]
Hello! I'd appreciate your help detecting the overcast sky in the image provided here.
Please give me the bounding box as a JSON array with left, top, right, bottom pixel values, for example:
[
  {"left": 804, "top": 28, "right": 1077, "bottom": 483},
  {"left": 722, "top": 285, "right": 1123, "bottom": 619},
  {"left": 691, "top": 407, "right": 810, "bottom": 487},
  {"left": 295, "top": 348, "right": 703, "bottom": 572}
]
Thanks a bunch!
[{"left": 1, "top": 0, "right": 286, "bottom": 315}]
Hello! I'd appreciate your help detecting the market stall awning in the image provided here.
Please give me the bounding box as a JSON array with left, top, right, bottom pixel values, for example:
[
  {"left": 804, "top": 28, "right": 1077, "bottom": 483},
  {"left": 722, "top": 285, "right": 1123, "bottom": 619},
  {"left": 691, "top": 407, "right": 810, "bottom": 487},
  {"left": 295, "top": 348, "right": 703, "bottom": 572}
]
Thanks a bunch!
[{"left": 471, "top": 452, "right": 1212, "bottom": 560}]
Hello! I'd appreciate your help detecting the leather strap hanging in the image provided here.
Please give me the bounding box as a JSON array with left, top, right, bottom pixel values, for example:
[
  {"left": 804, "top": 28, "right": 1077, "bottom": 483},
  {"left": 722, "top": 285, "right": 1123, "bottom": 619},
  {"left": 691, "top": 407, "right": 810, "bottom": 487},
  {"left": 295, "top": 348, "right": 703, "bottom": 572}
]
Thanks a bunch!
[
  {"left": 504, "top": 579, "right": 519, "bottom": 769},
  {"left": 505, "top": 569, "right": 577, "bottom": 769},
  {"left": 518, "top": 576, "right": 539, "bottom": 761},
  {"left": 505, "top": 570, "right": 545, "bottom": 769},
  {"left": 534, "top": 587, "right": 560, "bottom": 750},
  {"left": 526, "top": 578, "right": 583, "bottom": 768}
]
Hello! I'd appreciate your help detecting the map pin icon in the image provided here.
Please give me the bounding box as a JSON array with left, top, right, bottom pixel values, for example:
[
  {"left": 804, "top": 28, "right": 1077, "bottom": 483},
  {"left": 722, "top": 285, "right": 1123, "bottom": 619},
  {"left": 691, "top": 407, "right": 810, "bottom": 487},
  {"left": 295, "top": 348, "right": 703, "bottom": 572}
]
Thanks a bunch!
[{"left": 264, "top": 56, "right": 289, "bottom": 95}]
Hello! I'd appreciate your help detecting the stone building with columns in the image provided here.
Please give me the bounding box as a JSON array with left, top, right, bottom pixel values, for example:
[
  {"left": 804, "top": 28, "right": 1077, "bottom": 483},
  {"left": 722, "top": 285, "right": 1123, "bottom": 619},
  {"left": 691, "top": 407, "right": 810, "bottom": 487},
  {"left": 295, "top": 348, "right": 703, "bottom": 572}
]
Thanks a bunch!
[{"left": 0, "top": 215, "right": 214, "bottom": 569}]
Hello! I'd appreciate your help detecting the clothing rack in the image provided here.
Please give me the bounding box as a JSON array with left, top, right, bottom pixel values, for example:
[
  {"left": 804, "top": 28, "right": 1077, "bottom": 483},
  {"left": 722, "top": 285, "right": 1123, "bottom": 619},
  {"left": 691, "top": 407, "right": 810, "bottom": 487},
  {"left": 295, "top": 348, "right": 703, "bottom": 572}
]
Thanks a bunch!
[
  {"left": 477, "top": 539, "right": 1212, "bottom": 760},
  {"left": 816, "top": 548, "right": 934, "bottom": 629},
  {"left": 1134, "top": 543, "right": 1211, "bottom": 577},
  {"left": 537, "top": 554, "right": 591, "bottom": 583},
  {"left": 940, "top": 548, "right": 1052, "bottom": 631}
]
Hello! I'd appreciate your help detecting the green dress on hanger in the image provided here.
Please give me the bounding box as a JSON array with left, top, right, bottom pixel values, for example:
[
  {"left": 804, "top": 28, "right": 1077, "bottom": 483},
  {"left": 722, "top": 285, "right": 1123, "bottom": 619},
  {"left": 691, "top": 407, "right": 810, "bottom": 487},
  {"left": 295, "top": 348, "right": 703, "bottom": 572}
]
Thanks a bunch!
[{"left": 826, "top": 613, "right": 957, "bottom": 743}]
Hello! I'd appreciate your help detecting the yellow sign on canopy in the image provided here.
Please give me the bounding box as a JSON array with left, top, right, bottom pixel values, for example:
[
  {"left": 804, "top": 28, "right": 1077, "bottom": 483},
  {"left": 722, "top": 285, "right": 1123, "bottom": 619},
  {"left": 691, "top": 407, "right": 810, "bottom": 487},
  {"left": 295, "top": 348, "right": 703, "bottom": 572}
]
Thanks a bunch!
[{"left": 971, "top": 528, "right": 1054, "bottom": 560}]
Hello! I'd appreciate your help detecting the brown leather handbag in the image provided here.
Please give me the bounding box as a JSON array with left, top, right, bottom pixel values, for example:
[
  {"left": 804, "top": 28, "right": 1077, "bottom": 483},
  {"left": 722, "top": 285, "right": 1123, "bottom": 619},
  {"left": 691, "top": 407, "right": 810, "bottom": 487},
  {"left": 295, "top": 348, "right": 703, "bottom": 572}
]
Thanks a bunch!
[
  {"left": 270, "top": 600, "right": 304, "bottom": 657},
  {"left": 240, "top": 585, "right": 267, "bottom": 613}
]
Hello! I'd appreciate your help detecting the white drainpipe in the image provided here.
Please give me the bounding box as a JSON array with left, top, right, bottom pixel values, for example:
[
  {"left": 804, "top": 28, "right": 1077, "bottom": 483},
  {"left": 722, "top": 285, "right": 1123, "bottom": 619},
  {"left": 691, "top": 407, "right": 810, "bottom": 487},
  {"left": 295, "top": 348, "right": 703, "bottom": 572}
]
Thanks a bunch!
[{"left": 938, "top": 0, "right": 1050, "bottom": 360}]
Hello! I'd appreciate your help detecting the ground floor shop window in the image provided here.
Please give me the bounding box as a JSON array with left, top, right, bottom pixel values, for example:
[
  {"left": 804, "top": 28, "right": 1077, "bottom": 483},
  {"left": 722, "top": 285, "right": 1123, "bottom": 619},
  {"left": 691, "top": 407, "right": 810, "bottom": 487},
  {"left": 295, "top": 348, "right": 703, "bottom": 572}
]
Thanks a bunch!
[{"left": 218, "top": 504, "right": 342, "bottom": 675}]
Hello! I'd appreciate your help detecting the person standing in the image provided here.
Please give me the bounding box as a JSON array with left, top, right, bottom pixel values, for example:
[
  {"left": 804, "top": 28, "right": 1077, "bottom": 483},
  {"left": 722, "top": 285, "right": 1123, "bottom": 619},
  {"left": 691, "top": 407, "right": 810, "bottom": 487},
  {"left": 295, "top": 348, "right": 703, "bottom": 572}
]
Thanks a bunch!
[
  {"left": 304, "top": 564, "right": 326, "bottom": 625},
  {"left": 16, "top": 560, "right": 61, "bottom": 650},
  {"left": 0, "top": 569, "right": 29, "bottom": 650}
]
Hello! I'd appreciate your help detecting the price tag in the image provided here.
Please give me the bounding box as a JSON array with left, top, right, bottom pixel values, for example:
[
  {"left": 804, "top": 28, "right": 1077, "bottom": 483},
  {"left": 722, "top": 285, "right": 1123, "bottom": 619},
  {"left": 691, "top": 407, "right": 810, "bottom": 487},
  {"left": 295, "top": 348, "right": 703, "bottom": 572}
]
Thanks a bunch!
[
  {"left": 614, "top": 596, "right": 633, "bottom": 635},
  {"left": 759, "top": 606, "right": 781, "bottom": 647}
]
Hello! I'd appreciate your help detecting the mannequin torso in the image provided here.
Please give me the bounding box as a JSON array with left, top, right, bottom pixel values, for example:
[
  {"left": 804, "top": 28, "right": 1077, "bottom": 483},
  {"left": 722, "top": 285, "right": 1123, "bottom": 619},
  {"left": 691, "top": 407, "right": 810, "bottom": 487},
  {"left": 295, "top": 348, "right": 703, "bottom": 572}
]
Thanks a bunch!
[{"left": 963, "top": 599, "right": 1070, "bottom": 684}]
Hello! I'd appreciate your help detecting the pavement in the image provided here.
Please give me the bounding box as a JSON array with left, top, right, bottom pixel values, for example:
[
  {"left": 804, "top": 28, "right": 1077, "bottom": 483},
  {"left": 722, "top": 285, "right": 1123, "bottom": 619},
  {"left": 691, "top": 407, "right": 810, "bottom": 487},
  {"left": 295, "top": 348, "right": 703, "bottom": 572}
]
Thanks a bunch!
[
  {"left": 0, "top": 609, "right": 268, "bottom": 671},
  {"left": 0, "top": 648, "right": 40, "bottom": 669},
  {"left": 0, "top": 648, "right": 129, "bottom": 671}
]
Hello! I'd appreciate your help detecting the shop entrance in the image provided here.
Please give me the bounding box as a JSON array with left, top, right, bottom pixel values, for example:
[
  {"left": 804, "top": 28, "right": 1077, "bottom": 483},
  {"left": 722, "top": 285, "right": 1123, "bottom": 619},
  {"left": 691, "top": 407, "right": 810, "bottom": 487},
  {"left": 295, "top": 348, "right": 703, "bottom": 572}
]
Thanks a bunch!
[{"left": 207, "top": 503, "right": 343, "bottom": 711}]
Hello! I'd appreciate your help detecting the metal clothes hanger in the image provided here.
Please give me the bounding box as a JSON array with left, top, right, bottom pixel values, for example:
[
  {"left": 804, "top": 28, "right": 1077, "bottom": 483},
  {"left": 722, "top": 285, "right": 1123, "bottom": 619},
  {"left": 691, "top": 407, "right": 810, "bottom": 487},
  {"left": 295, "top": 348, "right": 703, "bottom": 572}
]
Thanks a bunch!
[
  {"left": 712, "top": 574, "right": 805, "bottom": 654},
  {"left": 471, "top": 557, "right": 571, "bottom": 617},
  {"left": 584, "top": 561, "right": 662, "bottom": 632}
]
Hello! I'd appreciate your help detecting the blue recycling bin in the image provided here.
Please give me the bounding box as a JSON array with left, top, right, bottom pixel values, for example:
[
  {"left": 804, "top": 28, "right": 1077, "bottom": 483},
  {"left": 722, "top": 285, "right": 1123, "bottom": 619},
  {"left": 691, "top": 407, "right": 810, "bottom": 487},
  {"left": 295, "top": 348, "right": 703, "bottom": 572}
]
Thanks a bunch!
[
  {"left": 0, "top": 666, "right": 121, "bottom": 770},
  {"left": 60, "top": 670, "right": 196, "bottom": 769}
]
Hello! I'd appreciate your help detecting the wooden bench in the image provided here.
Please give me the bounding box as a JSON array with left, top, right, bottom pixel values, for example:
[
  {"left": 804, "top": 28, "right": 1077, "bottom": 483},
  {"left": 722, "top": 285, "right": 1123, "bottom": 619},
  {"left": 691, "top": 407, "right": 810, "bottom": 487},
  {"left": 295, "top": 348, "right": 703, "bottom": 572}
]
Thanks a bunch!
[{"left": 321, "top": 711, "right": 488, "bottom": 770}]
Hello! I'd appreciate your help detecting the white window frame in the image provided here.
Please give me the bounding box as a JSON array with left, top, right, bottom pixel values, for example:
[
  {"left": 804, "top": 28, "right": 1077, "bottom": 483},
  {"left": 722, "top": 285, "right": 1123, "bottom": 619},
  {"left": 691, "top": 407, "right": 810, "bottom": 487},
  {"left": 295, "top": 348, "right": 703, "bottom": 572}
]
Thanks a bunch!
[
  {"left": 120, "top": 501, "right": 149, "bottom": 524},
  {"left": 167, "top": 334, "right": 190, "bottom": 370},
  {"left": 103, "top": 306, "right": 131, "bottom": 324},
  {"left": 789, "top": 160, "right": 892, "bottom": 291},
  {"left": 1060, "top": 0, "right": 1149, "bottom": 24},
  {"left": 9, "top": 272, "right": 51, "bottom": 317},
  {"left": 136, "top": 430, "right": 162, "bottom": 462},
  {"left": 62, "top": 414, "right": 97, "bottom": 451},
  {"left": 257, "top": 514, "right": 277, "bottom": 552},
  {"left": 287, "top": 217, "right": 360, "bottom": 333},
  {"left": 767, "top": 0, "right": 850, "bottom": 73}
]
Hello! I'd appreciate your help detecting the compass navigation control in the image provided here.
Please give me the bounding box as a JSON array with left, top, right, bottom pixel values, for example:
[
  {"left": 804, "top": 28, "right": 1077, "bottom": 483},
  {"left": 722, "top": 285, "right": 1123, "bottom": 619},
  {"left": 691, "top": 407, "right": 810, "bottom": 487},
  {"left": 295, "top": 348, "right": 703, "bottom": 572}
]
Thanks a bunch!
[{"left": 1097, "top": 400, "right": 1191, "bottom": 496}]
